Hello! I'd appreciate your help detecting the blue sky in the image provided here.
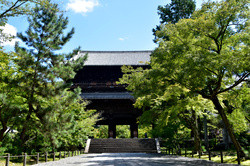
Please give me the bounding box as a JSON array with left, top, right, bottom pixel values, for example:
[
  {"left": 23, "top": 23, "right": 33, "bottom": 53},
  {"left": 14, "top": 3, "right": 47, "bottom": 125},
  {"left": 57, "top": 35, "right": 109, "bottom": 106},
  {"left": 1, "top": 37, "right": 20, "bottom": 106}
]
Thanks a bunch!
[{"left": 3, "top": 0, "right": 204, "bottom": 53}]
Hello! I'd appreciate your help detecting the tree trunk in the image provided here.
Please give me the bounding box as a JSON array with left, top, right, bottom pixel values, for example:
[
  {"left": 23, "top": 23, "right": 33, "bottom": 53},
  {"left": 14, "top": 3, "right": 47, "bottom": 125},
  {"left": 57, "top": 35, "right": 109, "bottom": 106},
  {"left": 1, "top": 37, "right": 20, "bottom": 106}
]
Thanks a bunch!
[
  {"left": 179, "top": 110, "right": 202, "bottom": 155},
  {"left": 191, "top": 109, "right": 202, "bottom": 156},
  {"left": 20, "top": 114, "right": 31, "bottom": 147},
  {"left": 20, "top": 127, "right": 27, "bottom": 145},
  {"left": 0, "top": 110, "right": 8, "bottom": 142},
  {"left": 203, "top": 115, "right": 209, "bottom": 150},
  {"left": 223, "top": 124, "right": 230, "bottom": 149},
  {"left": 0, "top": 123, "right": 7, "bottom": 142},
  {"left": 211, "top": 96, "right": 245, "bottom": 157}
]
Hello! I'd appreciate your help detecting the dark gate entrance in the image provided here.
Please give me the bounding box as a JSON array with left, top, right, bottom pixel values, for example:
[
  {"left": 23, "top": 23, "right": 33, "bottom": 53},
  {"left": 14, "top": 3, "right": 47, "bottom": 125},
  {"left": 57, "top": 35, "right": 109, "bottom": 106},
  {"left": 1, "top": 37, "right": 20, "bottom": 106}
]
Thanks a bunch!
[{"left": 88, "top": 99, "right": 140, "bottom": 138}]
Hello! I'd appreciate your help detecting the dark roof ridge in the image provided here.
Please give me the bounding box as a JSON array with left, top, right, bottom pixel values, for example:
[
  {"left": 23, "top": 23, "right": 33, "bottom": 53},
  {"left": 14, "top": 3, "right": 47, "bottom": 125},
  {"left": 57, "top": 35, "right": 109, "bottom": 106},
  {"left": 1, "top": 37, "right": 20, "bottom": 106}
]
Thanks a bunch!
[{"left": 74, "top": 50, "right": 151, "bottom": 66}]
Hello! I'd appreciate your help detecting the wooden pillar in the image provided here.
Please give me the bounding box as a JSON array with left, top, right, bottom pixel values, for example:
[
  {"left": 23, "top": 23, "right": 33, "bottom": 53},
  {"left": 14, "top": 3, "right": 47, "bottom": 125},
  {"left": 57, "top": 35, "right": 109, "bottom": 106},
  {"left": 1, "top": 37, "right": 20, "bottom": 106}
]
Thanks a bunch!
[
  {"left": 45, "top": 152, "right": 48, "bottom": 162},
  {"left": 53, "top": 152, "right": 55, "bottom": 161},
  {"left": 23, "top": 153, "right": 27, "bottom": 166},
  {"left": 130, "top": 124, "right": 138, "bottom": 138},
  {"left": 36, "top": 153, "right": 39, "bottom": 164},
  {"left": 6, "top": 153, "right": 10, "bottom": 166},
  {"left": 108, "top": 124, "right": 116, "bottom": 138},
  {"left": 203, "top": 115, "right": 209, "bottom": 150}
]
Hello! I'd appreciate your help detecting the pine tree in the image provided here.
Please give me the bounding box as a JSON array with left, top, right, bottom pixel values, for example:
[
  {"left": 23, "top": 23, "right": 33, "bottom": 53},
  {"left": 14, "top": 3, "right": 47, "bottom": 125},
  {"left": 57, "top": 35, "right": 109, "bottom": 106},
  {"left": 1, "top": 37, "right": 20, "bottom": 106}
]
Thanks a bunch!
[{"left": 14, "top": 1, "right": 86, "bottom": 148}]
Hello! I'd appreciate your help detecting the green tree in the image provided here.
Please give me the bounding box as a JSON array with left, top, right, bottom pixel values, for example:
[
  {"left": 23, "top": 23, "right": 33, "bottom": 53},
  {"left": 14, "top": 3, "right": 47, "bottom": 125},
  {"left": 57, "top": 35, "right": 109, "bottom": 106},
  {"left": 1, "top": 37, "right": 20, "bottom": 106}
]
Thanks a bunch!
[
  {"left": 151, "top": 0, "right": 249, "bottom": 156},
  {"left": 0, "top": 0, "right": 51, "bottom": 146},
  {"left": 14, "top": 1, "right": 87, "bottom": 149},
  {"left": 34, "top": 89, "right": 98, "bottom": 151},
  {"left": 118, "top": 66, "right": 215, "bottom": 154},
  {"left": 153, "top": 0, "right": 196, "bottom": 42}
]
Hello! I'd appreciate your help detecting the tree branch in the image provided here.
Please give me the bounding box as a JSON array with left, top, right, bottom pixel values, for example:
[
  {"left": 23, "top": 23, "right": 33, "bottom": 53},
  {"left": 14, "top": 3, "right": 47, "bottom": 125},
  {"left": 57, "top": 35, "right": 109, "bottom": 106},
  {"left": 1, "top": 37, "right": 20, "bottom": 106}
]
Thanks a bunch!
[
  {"left": 217, "top": 18, "right": 231, "bottom": 52},
  {"left": 195, "top": 90, "right": 211, "bottom": 99},
  {"left": 0, "top": 0, "right": 27, "bottom": 18},
  {"left": 203, "top": 34, "right": 221, "bottom": 54},
  {"left": 216, "top": 72, "right": 250, "bottom": 95},
  {"left": 213, "top": 70, "right": 225, "bottom": 96},
  {"left": 245, "top": 116, "right": 250, "bottom": 123},
  {"left": 205, "top": 67, "right": 218, "bottom": 76}
]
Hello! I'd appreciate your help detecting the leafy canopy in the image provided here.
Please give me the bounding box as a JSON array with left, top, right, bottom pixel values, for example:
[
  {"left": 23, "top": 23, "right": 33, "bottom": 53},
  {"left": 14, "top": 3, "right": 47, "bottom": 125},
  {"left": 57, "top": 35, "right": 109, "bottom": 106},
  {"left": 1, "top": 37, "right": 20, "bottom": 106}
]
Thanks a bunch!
[{"left": 153, "top": 0, "right": 196, "bottom": 42}]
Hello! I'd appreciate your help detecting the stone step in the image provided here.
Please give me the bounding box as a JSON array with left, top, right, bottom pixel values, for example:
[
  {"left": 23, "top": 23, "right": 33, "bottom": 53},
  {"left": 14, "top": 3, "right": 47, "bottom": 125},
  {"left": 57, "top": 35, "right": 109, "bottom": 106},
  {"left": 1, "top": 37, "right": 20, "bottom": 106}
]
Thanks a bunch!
[
  {"left": 87, "top": 138, "right": 159, "bottom": 153},
  {"left": 90, "top": 145, "right": 155, "bottom": 147},
  {"left": 90, "top": 145, "right": 156, "bottom": 147},
  {"left": 89, "top": 150, "right": 157, "bottom": 153},
  {"left": 89, "top": 149, "right": 157, "bottom": 152}
]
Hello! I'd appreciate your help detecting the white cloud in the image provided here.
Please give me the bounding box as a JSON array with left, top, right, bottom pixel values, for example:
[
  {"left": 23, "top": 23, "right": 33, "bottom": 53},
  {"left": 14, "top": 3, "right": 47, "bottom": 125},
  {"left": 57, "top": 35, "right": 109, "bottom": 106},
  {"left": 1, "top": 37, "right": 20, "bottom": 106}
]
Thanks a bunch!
[
  {"left": 0, "top": 24, "right": 21, "bottom": 46},
  {"left": 66, "top": 0, "right": 99, "bottom": 15},
  {"left": 118, "top": 37, "right": 128, "bottom": 41}
]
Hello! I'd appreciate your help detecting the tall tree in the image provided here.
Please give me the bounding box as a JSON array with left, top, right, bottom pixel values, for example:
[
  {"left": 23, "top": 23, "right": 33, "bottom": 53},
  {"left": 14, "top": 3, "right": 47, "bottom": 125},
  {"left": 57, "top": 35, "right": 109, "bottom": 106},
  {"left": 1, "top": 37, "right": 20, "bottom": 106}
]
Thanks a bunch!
[
  {"left": 14, "top": 1, "right": 86, "bottom": 148},
  {"left": 151, "top": 0, "right": 249, "bottom": 156},
  {"left": 153, "top": 0, "right": 196, "bottom": 42}
]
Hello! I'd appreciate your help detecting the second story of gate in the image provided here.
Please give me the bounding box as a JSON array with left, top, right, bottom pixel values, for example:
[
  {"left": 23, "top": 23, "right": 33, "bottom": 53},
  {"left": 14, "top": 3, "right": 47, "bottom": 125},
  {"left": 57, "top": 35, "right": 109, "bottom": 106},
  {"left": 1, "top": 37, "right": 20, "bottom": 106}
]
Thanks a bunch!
[{"left": 72, "top": 51, "right": 152, "bottom": 92}]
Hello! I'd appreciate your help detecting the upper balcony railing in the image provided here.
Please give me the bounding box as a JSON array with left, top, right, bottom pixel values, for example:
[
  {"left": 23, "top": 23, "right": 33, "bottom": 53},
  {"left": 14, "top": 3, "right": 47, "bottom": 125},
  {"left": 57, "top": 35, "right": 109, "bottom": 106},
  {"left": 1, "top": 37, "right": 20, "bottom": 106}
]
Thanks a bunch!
[{"left": 72, "top": 82, "right": 127, "bottom": 89}]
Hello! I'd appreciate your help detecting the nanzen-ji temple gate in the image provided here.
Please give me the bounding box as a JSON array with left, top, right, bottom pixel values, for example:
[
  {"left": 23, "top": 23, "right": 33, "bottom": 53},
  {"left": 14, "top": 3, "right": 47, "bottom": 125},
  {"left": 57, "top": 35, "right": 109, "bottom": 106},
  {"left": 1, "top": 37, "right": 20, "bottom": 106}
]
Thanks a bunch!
[{"left": 72, "top": 51, "right": 151, "bottom": 138}]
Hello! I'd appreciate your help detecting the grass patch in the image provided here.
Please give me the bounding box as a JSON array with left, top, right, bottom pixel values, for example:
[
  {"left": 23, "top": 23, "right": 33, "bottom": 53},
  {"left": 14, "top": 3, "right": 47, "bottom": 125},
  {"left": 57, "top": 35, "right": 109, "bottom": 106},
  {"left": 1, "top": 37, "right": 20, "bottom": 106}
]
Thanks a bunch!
[
  {"left": 0, "top": 152, "right": 75, "bottom": 166},
  {"left": 161, "top": 148, "right": 250, "bottom": 166}
]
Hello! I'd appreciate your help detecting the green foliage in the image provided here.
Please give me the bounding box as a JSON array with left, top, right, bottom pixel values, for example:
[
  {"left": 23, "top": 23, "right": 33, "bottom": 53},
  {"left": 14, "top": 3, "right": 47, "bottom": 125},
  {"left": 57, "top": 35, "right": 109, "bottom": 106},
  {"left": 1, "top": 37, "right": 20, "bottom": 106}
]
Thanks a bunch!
[
  {"left": 0, "top": 0, "right": 97, "bottom": 154},
  {"left": 138, "top": 125, "right": 152, "bottom": 138},
  {"left": 93, "top": 125, "right": 108, "bottom": 138},
  {"left": 119, "top": 66, "right": 215, "bottom": 134},
  {"left": 222, "top": 84, "right": 250, "bottom": 134},
  {"left": 153, "top": 0, "right": 196, "bottom": 42},
  {"left": 153, "top": 0, "right": 249, "bottom": 151},
  {"left": 157, "top": 0, "right": 196, "bottom": 24},
  {"left": 0, "top": 142, "right": 6, "bottom": 155},
  {"left": 0, "top": 51, "right": 24, "bottom": 143},
  {"left": 116, "top": 125, "right": 130, "bottom": 138},
  {"left": 93, "top": 125, "right": 130, "bottom": 138}
]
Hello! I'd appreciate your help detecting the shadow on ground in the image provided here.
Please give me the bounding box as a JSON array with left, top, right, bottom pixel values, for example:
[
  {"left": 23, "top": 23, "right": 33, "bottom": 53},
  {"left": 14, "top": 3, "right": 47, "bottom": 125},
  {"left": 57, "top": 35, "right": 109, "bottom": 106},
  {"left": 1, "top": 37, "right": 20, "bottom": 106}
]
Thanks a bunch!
[{"left": 65, "top": 153, "right": 238, "bottom": 166}]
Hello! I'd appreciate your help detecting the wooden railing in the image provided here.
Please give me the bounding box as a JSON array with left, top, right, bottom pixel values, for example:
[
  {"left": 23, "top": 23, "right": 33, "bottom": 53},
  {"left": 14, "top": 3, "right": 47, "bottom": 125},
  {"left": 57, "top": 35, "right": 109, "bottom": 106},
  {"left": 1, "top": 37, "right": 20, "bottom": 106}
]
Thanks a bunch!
[
  {"left": 72, "top": 82, "right": 127, "bottom": 88},
  {"left": 0, "top": 150, "right": 84, "bottom": 166}
]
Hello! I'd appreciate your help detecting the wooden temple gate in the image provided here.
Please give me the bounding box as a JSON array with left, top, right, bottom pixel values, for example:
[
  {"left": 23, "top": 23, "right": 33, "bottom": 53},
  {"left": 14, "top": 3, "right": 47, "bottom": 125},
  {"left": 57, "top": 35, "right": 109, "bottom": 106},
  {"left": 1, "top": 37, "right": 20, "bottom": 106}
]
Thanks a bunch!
[{"left": 72, "top": 51, "right": 151, "bottom": 138}]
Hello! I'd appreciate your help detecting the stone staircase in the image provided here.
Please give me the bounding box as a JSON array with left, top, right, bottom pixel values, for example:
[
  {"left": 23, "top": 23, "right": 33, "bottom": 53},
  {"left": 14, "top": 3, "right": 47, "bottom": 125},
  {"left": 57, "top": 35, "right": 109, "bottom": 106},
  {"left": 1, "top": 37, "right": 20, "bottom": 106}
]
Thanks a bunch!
[{"left": 86, "top": 138, "right": 159, "bottom": 153}]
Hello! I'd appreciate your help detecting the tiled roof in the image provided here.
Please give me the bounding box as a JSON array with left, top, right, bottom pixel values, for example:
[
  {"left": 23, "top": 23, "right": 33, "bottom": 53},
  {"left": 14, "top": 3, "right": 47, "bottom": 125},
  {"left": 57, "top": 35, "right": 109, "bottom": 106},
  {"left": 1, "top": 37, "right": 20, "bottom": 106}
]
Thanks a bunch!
[{"left": 73, "top": 51, "right": 152, "bottom": 66}]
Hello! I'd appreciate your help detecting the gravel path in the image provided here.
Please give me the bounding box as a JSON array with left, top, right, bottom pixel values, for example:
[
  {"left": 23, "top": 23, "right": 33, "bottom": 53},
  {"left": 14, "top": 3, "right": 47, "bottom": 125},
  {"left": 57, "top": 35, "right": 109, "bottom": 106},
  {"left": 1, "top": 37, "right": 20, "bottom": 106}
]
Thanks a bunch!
[{"left": 32, "top": 153, "right": 238, "bottom": 166}]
